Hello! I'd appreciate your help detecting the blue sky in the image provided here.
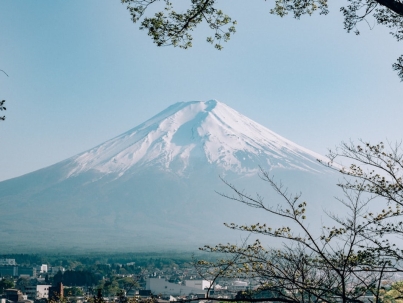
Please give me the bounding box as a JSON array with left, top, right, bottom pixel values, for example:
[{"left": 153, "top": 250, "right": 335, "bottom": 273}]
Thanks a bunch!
[{"left": 1, "top": 1, "right": 402, "bottom": 181}]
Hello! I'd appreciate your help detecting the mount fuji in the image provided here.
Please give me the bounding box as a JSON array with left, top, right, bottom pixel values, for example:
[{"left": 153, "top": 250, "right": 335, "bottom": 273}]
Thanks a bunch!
[{"left": 0, "top": 100, "right": 339, "bottom": 252}]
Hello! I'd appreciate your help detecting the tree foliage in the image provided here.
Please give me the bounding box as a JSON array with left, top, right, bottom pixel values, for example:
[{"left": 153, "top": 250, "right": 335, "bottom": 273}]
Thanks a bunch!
[
  {"left": 326, "top": 141, "right": 403, "bottom": 265},
  {"left": 96, "top": 276, "right": 138, "bottom": 297},
  {"left": 0, "top": 100, "right": 5, "bottom": 121},
  {"left": 64, "top": 286, "right": 84, "bottom": 297},
  {"left": 192, "top": 142, "right": 403, "bottom": 303},
  {"left": 53, "top": 270, "right": 99, "bottom": 287},
  {"left": 384, "top": 281, "right": 403, "bottom": 303},
  {"left": 121, "top": 0, "right": 236, "bottom": 50},
  {"left": 121, "top": 0, "right": 403, "bottom": 80},
  {"left": 0, "top": 278, "right": 14, "bottom": 294}
]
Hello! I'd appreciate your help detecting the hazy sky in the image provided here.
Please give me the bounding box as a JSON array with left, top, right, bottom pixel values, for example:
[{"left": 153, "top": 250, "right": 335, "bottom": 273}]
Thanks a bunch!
[{"left": 1, "top": 1, "right": 402, "bottom": 182}]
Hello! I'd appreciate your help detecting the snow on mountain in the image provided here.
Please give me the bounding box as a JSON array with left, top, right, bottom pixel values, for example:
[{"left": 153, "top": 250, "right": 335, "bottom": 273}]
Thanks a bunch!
[
  {"left": 0, "top": 100, "right": 339, "bottom": 253},
  {"left": 66, "top": 100, "right": 328, "bottom": 179}
]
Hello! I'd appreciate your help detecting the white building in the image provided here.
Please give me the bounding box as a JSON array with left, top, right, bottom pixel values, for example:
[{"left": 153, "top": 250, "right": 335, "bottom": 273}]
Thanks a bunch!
[
  {"left": 230, "top": 280, "right": 249, "bottom": 291},
  {"left": 146, "top": 278, "right": 209, "bottom": 296},
  {"left": 0, "top": 259, "right": 16, "bottom": 266},
  {"left": 36, "top": 264, "right": 48, "bottom": 273},
  {"left": 23, "top": 285, "right": 52, "bottom": 300},
  {"left": 184, "top": 280, "right": 212, "bottom": 290}
]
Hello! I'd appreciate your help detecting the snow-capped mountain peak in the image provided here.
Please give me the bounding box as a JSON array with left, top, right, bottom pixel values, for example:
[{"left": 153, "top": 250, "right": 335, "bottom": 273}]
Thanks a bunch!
[
  {"left": 0, "top": 99, "right": 339, "bottom": 252},
  {"left": 67, "top": 100, "right": 327, "bottom": 178}
]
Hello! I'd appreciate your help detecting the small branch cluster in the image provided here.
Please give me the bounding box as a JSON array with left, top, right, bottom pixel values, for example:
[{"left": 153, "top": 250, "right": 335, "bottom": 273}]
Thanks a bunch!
[
  {"left": 270, "top": 0, "right": 329, "bottom": 18},
  {"left": 327, "top": 141, "right": 403, "bottom": 206},
  {"left": 0, "top": 100, "right": 6, "bottom": 121},
  {"left": 121, "top": 0, "right": 236, "bottom": 50}
]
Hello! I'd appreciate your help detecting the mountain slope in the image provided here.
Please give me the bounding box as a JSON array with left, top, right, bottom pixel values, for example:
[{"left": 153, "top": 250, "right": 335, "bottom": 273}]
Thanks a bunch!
[{"left": 0, "top": 100, "right": 338, "bottom": 253}]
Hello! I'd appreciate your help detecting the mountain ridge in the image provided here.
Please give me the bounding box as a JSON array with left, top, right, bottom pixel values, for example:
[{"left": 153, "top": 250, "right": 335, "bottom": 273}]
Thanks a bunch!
[{"left": 0, "top": 100, "right": 339, "bottom": 252}]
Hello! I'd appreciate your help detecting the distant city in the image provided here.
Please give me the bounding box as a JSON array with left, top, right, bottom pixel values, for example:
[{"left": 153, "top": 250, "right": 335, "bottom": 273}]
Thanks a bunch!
[{"left": 0, "top": 254, "right": 259, "bottom": 303}]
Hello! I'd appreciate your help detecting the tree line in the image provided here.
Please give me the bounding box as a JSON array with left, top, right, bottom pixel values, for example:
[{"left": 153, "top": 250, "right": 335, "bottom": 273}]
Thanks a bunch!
[{"left": 53, "top": 270, "right": 99, "bottom": 287}]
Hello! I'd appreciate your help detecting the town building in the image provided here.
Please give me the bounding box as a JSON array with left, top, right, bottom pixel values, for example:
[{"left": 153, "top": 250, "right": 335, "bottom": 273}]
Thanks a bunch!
[
  {"left": 146, "top": 278, "right": 210, "bottom": 296},
  {"left": 18, "top": 267, "right": 36, "bottom": 277},
  {"left": 0, "top": 266, "right": 36, "bottom": 278},
  {"left": 22, "top": 285, "right": 52, "bottom": 300},
  {"left": 184, "top": 280, "right": 212, "bottom": 290},
  {"left": 230, "top": 280, "right": 249, "bottom": 291},
  {"left": 0, "top": 266, "right": 18, "bottom": 277},
  {"left": 36, "top": 265, "right": 48, "bottom": 274},
  {"left": 0, "top": 259, "right": 16, "bottom": 266}
]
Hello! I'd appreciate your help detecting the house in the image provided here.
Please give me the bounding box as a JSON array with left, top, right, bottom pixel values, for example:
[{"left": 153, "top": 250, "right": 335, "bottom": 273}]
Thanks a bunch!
[
  {"left": 184, "top": 280, "right": 212, "bottom": 290},
  {"left": 22, "top": 285, "right": 51, "bottom": 300},
  {"left": 0, "top": 260, "right": 16, "bottom": 266},
  {"left": 146, "top": 278, "right": 209, "bottom": 296}
]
